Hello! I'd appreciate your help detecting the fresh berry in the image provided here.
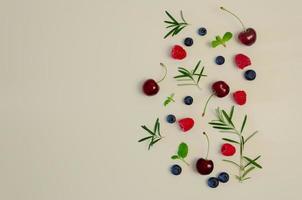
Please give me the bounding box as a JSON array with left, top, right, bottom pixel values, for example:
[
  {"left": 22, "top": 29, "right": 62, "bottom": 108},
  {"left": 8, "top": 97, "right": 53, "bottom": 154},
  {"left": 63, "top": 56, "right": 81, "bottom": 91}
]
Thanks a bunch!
[
  {"left": 178, "top": 118, "right": 194, "bottom": 132},
  {"left": 235, "top": 54, "right": 251, "bottom": 69},
  {"left": 170, "top": 164, "right": 182, "bottom": 175},
  {"left": 207, "top": 177, "right": 219, "bottom": 188},
  {"left": 166, "top": 114, "right": 176, "bottom": 124},
  {"left": 215, "top": 56, "right": 225, "bottom": 65},
  {"left": 198, "top": 27, "right": 207, "bottom": 36},
  {"left": 233, "top": 90, "right": 247, "bottom": 105},
  {"left": 220, "top": 7, "right": 257, "bottom": 46},
  {"left": 212, "top": 81, "right": 230, "bottom": 97},
  {"left": 184, "top": 37, "right": 193, "bottom": 46},
  {"left": 217, "top": 172, "right": 229, "bottom": 183},
  {"left": 184, "top": 96, "right": 193, "bottom": 105},
  {"left": 244, "top": 69, "right": 256, "bottom": 80},
  {"left": 142, "top": 79, "right": 159, "bottom": 96},
  {"left": 221, "top": 143, "right": 236, "bottom": 156},
  {"left": 196, "top": 158, "right": 214, "bottom": 175},
  {"left": 171, "top": 45, "right": 187, "bottom": 60}
]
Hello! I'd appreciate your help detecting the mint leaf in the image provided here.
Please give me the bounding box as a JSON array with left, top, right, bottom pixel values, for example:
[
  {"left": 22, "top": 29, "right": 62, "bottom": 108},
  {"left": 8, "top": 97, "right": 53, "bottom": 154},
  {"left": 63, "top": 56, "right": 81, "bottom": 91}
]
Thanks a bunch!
[
  {"left": 222, "top": 32, "right": 233, "bottom": 41},
  {"left": 177, "top": 142, "right": 188, "bottom": 158},
  {"left": 171, "top": 155, "right": 179, "bottom": 159},
  {"left": 211, "top": 40, "right": 220, "bottom": 48}
]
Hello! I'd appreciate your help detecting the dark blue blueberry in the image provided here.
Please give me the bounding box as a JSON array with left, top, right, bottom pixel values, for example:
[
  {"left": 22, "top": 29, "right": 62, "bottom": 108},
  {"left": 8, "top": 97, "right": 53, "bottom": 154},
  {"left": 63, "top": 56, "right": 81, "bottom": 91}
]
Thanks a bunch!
[
  {"left": 184, "top": 37, "right": 193, "bottom": 46},
  {"left": 184, "top": 96, "right": 193, "bottom": 105},
  {"left": 244, "top": 69, "right": 256, "bottom": 81},
  {"left": 198, "top": 27, "right": 207, "bottom": 36},
  {"left": 170, "top": 164, "right": 182, "bottom": 175},
  {"left": 166, "top": 114, "right": 176, "bottom": 124},
  {"left": 215, "top": 56, "right": 225, "bottom": 65},
  {"left": 217, "top": 172, "right": 229, "bottom": 183},
  {"left": 207, "top": 177, "right": 219, "bottom": 188}
]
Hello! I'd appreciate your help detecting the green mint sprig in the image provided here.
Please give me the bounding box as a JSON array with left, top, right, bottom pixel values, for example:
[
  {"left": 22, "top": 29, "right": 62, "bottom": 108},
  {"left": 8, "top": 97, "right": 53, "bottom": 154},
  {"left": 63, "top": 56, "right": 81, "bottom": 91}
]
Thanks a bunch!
[
  {"left": 174, "top": 60, "right": 207, "bottom": 89},
  {"left": 139, "top": 118, "right": 164, "bottom": 150},
  {"left": 164, "top": 10, "right": 189, "bottom": 39},
  {"left": 171, "top": 142, "right": 190, "bottom": 166},
  {"left": 209, "top": 106, "right": 262, "bottom": 182},
  {"left": 211, "top": 32, "right": 233, "bottom": 48},
  {"left": 163, "top": 93, "right": 175, "bottom": 107}
]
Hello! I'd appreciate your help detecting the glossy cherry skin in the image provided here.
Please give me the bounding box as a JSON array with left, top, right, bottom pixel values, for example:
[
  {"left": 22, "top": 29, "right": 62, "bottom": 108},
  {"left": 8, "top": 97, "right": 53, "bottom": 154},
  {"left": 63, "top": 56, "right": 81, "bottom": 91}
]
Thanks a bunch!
[
  {"left": 196, "top": 158, "right": 214, "bottom": 175},
  {"left": 238, "top": 28, "right": 257, "bottom": 46},
  {"left": 142, "top": 79, "right": 159, "bottom": 96},
  {"left": 212, "top": 81, "right": 230, "bottom": 98}
]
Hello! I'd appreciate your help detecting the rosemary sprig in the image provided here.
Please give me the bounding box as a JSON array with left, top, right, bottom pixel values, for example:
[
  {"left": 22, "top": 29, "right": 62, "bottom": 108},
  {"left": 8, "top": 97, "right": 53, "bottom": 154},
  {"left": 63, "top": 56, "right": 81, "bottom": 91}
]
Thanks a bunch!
[
  {"left": 163, "top": 93, "right": 175, "bottom": 107},
  {"left": 139, "top": 118, "right": 164, "bottom": 150},
  {"left": 209, "top": 106, "right": 262, "bottom": 182},
  {"left": 174, "top": 60, "right": 207, "bottom": 89},
  {"left": 164, "top": 10, "right": 189, "bottom": 39}
]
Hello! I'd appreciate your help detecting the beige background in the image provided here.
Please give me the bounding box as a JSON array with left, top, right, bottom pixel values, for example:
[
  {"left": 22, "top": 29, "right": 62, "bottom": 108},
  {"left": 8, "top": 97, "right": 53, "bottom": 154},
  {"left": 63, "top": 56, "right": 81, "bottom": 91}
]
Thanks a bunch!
[{"left": 0, "top": 0, "right": 302, "bottom": 199}]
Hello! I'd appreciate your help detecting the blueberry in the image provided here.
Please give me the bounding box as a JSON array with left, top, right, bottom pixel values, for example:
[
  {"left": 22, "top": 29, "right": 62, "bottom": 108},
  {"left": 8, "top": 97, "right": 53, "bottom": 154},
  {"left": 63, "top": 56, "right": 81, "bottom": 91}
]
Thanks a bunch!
[
  {"left": 184, "top": 37, "right": 193, "bottom": 46},
  {"left": 217, "top": 172, "right": 229, "bottom": 183},
  {"left": 198, "top": 27, "right": 207, "bottom": 36},
  {"left": 244, "top": 69, "right": 256, "bottom": 81},
  {"left": 184, "top": 96, "right": 193, "bottom": 105},
  {"left": 207, "top": 177, "right": 219, "bottom": 188},
  {"left": 170, "top": 164, "right": 182, "bottom": 175},
  {"left": 215, "top": 56, "right": 225, "bottom": 65},
  {"left": 166, "top": 114, "right": 176, "bottom": 124}
]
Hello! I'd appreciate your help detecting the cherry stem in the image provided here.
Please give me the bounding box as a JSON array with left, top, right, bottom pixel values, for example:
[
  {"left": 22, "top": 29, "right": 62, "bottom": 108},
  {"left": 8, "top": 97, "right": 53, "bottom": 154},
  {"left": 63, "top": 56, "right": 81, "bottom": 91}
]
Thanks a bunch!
[
  {"left": 203, "top": 132, "right": 210, "bottom": 159},
  {"left": 157, "top": 63, "right": 167, "bottom": 83},
  {"left": 220, "top": 6, "right": 246, "bottom": 32},
  {"left": 202, "top": 94, "right": 215, "bottom": 117}
]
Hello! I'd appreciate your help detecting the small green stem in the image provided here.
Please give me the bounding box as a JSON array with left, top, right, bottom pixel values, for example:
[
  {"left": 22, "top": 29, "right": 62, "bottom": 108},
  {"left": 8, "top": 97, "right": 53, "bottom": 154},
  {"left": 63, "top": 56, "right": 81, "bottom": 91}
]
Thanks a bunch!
[
  {"left": 157, "top": 63, "right": 167, "bottom": 83},
  {"left": 203, "top": 132, "right": 210, "bottom": 159},
  {"left": 180, "top": 158, "right": 190, "bottom": 166},
  {"left": 220, "top": 7, "right": 246, "bottom": 31},
  {"left": 202, "top": 94, "right": 215, "bottom": 117}
]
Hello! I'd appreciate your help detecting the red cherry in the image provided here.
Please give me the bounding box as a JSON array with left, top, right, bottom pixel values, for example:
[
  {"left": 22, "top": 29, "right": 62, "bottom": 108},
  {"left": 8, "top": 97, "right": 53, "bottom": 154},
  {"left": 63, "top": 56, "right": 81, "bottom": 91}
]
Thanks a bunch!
[
  {"left": 233, "top": 90, "right": 247, "bottom": 105},
  {"left": 196, "top": 158, "right": 214, "bottom": 175},
  {"left": 142, "top": 79, "right": 159, "bottom": 96},
  {"left": 235, "top": 54, "right": 251, "bottom": 69},
  {"left": 238, "top": 28, "right": 257, "bottom": 46},
  {"left": 221, "top": 7, "right": 256, "bottom": 46},
  {"left": 212, "top": 81, "right": 230, "bottom": 97},
  {"left": 221, "top": 143, "right": 236, "bottom": 156},
  {"left": 171, "top": 45, "right": 186, "bottom": 60},
  {"left": 202, "top": 81, "right": 230, "bottom": 116},
  {"left": 178, "top": 118, "right": 194, "bottom": 132},
  {"left": 196, "top": 132, "right": 214, "bottom": 175}
]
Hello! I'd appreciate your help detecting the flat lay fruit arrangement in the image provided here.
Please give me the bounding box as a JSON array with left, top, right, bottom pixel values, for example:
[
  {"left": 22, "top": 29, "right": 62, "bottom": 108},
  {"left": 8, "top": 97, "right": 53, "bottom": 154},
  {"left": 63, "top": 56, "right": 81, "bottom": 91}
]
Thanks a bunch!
[{"left": 138, "top": 7, "right": 262, "bottom": 188}]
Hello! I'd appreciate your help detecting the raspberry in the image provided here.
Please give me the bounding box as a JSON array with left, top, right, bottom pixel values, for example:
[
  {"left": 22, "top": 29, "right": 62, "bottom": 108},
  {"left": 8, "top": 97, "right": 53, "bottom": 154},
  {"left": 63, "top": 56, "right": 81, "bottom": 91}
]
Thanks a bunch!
[
  {"left": 235, "top": 53, "right": 251, "bottom": 69},
  {"left": 233, "top": 90, "right": 247, "bottom": 105},
  {"left": 171, "top": 45, "right": 187, "bottom": 60},
  {"left": 178, "top": 118, "right": 194, "bottom": 132},
  {"left": 221, "top": 143, "right": 236, "bottom": 156}
]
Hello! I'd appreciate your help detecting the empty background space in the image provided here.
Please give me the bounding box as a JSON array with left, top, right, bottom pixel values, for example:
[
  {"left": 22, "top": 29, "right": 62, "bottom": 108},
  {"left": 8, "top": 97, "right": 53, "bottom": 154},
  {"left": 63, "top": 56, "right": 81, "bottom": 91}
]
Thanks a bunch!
[{"left": 0, "top": 0, "right": 301, "bottom": 199}]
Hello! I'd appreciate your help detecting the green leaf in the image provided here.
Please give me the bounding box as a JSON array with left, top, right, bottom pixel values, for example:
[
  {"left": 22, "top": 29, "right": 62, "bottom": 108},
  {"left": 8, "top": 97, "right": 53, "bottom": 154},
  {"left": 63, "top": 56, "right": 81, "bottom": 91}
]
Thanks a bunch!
[
  {"left": 244, "top": 156, "right": 262, "bottom": 169},
  {"left": 173, "top": 25, "right": 186, "bottom": 36},
  {"left": 177, "top": 142, "right": 188, "bottom": 158},
  {"left": 211, "top": 40, "right": 220, "bottom": 48},
  {"left": 222, "top": 32, "right": 233, "bottom": 41},
  {"left": 164, "top": 26, "right": 179, "bottom": 39},
  {"left": 197, "top": 66, "right": 205, "bottom": 84},
  {"left": 141, "top": 125, "right": 154, "bottom": 135},
  {"left": 240, "top": 115, "right": 247, "bottom": 133},
  {"left": 171, "top": 155, "right": 179, "bottom": 160},
  {"left": 157, "top": 120, "right": 161, "bottom": 136},
  {"left": 242, "top": 177, "right": 251, "bottom": 181},
  {"left": 192, "top": 60, "right": 201, "bottom": 74},
  {"left": 150, "top": 138, "right": 161, "bottom": 146},
  {"left": 222, "top": 138, "right": 239, "bottom": 144},
  {"left": 209, "top": 122, "right": 228, "bottom": 126},
  {"left": 222, "top": 110, "right": 234, "bottom": 127},
  {"left": 223, "top": 159, "right": 240, "bottom": 168},
  {"left": 213, "top": 126, "right": 233, "bottom": 130},
  {"left": 138, "top": 136, "right": 152, "bottom": 142},
  {"left": 245, "top": 131, "right": 258, "bottom": 143},
  {"left": 216, "top": 36, "right": 223, "bottom": 43},
  {"left": 242, "top": 166, "right": 256, "bottom": 178},
  {"left": 165, "top": 11, "right": 177, "bottom": 23},
  {"left": 154, "top": 118, "right": 159, "bottom": 134},
  {"left": 164, "top": 20, "right": 176, "bottom": 25},
  {"left": 229, "top": 106, "right": 235, "bottom": 120}
]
